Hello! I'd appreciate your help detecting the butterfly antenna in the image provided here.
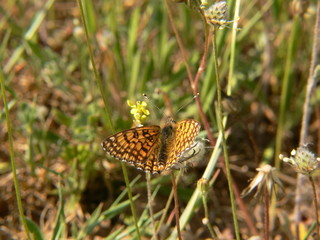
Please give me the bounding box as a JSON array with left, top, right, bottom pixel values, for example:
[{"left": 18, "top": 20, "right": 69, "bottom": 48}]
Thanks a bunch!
[
  {"left": 176, "top": 92, "right": 200, "bottom": 114},
  {"left": 143, "top": 93, "right": 169, "bottom": 119}
]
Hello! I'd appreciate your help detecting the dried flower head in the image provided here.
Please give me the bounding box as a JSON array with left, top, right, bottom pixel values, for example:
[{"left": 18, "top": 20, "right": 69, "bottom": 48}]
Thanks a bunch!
[
  {"left": 241, "top": 164, "right": 284, "bottom": 198},
  {"left": 291, "top": 0, "right": 309, "bottom": 17},
  {"left": 280, "top": 145, "right": 320, "bottom": 176},
  {"left": 201, "top": 1, "right": 238, "bottom": 29},
  {"left": 127, "top": 100, "right": 150, "bottom": 126}
]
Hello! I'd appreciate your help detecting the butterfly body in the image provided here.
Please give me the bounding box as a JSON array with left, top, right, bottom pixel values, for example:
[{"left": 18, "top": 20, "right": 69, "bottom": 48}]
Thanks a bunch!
[{"left": 102, "top": 119, "right": 200, "bottom": 174}]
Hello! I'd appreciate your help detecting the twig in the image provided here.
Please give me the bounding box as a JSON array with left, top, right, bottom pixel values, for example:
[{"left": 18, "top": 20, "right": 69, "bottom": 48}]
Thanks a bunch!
[
  {"left": 193, "top": 28, "right": 216, "bottom": 146},
  {"left": 310, "top": 176, "right": 320, "bottom": 238}
]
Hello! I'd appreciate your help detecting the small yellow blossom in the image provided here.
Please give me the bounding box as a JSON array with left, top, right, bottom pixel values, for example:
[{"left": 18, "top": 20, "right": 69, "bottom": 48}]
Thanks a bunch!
[
  {"left": 280, "top": 145, "right": 320, "bottom": 176},
  {"left": 127, "top": 100, "right": 150, "bottom": 126}
]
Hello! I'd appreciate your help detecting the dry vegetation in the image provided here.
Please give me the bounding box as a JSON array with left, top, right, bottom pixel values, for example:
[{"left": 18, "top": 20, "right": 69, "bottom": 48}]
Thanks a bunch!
[{"left": 0, "top": 0, "right": 320, "bottom": 239}]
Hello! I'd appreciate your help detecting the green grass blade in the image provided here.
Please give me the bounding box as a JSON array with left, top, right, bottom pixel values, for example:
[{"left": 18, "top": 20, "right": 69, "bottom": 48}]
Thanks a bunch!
[
  {"left": 25, "top": 218, "right": 45, "bottom": 240},
  {"left": 0, "top": 68, "right": 31, "bottom": 240},
  {"left": 4, "top": 0, "right": 55, "bottom": 73}
]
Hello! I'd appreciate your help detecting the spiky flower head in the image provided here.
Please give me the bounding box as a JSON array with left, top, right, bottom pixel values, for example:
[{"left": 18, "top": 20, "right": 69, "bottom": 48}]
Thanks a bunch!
[
  {"left": 280, "top": 145, "right": 320, "bottom": 176},
  {"left": 200, "top": 1, "right": 230, "bottom": 29},
  {"left": 241, "top": 164, "right": 283, "bottom": 198},
  {"left": 127, "top": 100, "right": 150, "bottom": 126}
]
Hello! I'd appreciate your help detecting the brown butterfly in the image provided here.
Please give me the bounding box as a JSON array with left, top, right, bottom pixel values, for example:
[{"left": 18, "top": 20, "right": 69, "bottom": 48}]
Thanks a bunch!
[{"left": 101, "top": 119, "right": 201, "bottom": 174}]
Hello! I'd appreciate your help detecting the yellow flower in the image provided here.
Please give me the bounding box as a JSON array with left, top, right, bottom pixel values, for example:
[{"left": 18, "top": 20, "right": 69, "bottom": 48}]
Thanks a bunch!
[
  {"left": 127, "top": 100, "right": 150, "bottom": 126},
  {"left": 280, "top": 145, "right": 320, "bottom": 176}
]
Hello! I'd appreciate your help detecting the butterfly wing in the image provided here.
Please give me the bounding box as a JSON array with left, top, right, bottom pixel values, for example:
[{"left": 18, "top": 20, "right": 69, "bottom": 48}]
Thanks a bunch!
[
  {"left": 101, "top": 126, "right": 162, "bottom": 173},
  {"left": 165, "top": 120, "right": 201, "bottom": 170}
]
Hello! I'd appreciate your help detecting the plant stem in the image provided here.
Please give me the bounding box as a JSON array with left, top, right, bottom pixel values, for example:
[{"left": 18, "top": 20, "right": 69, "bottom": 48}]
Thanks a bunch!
[
  {"left": 309, "top": 176, "right": 320, "bottom": 239},
  {"left": 164, "top": 0, "right": 194, "bottom": 84},
  {"left": 146, "top": 173, "right": 158, "bottom": 240},
  {"left": 0, "top": 69, "right": 31, "bottom": 240},
  {"left": 200, "top": 178, "right": 217, "bottom": 238},
  {"left": 77, "top": 0, "right": 140, "bottom": 239},
  {"left": 299, "top": 0, "right": 320, "bottom": 145},
  {"left": 264, "top": 188, "right": 270, "bottom": 240},
  {"left": 165, "top": 0, "right": 216, "bottom": 146},
  {"left": 212, "top": 28, "right": 240, "bottom": 240},
  {"left": 171, "top": 171, "right": 182, "bottom": 240},
  {"left": 156, "top": 171, "right": 181, "bottom": 235},
  {"left": 274, "top": 17, "right": 300, "bottom": 170},
  {"left": 226, "top": 0, "right": 259, "bottom": 235},
  {"left": 119, "top": 164, "right": 141, "bottom": 239},
  {"left": 296, "top": 1, "right": 320, "bottom": 239}
]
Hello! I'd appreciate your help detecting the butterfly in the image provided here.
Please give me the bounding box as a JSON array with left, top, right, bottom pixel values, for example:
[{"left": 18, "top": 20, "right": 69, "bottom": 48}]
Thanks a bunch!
[{"left": 101, "top": 119, "right": 201, "bottom": 174}]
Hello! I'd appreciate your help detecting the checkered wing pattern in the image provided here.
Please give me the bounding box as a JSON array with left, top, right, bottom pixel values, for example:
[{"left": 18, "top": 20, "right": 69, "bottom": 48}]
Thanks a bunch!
[
  {"left": 101, "top": 126, "right": 162, "bottom": 173},
  {"left": 165, "top": 120, "right": 201, "bottom": 169}
]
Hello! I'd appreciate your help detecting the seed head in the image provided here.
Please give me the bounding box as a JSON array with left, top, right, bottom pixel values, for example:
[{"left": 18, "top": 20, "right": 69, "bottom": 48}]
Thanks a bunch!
[
  {"left": 241, "top": 164, "right": 283, "bottom": 198},
  {"left": 280, "top": 145, "right": 320, "bottom": 176}
]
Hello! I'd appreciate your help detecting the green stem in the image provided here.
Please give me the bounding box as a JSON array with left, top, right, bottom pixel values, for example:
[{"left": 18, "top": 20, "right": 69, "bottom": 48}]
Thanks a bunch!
[
  {"left": 0, "top": 69, "right": 31, "bottom": 240},
  {"left": 273, "top": 14, "right": 300, "bottom": 239},
  {"left": 226, "top": 0, "right": 240, "bottom": 95},
  {"left": 121, "top": 164, "right": 141, "bottom": 239},
  {"left": 200, "top": 178, "right": 217, "bottom": 239},
  {"left": 77, "top": 0, "right": 140, "bottom": 239},
  {"left": 274, "top": 16, "right": 300, "bottom": 169},
  {"left": 212, "top": 29, "right": 240, "bottom": 240}
]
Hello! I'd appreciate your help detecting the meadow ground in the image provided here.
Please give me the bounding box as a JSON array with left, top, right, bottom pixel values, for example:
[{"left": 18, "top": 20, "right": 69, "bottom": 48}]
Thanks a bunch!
[{"left": 1, "top": 0, "right": 320, "bottom": 239}]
